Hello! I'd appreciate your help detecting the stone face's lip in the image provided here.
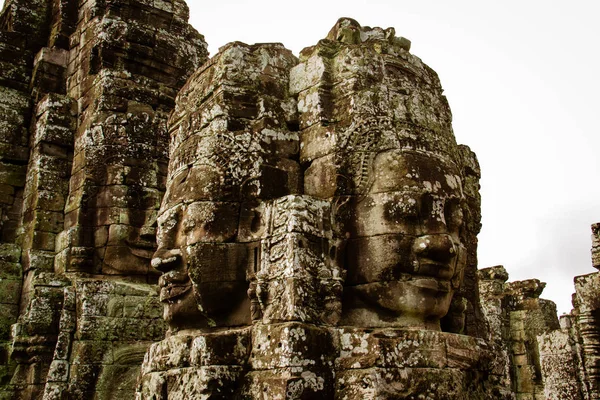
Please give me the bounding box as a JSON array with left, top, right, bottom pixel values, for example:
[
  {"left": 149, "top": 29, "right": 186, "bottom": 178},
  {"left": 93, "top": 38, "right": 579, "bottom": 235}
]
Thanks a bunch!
[
  {"left": 129, "top": 247, "right": 155, "bottom": 259},
  {"left": 415, "top": 260, "right": 454, "bottom": 281},
  {"left": 160, "top": 283, "right": 192, "bottom": 303},
  {"left": 158, "top": 269, "right": 188, "bottom": 286},
  {"left": 151, "top": 249, "right": 182, "bottom": 270},
  {"left": 353, "top": 277, "right": 452, "bottom": 292},
  {"left": 158, "top": 269, "right": 191, "bottom": 302},
  {"left": 410, "top": 277, "right": 451, "bottom": 293}
]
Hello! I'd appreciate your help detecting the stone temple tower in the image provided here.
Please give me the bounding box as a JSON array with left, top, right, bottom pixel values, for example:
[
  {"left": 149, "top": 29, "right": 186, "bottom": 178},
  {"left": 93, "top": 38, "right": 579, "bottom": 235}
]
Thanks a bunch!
[
  {"left": 0, "top": 0, "right": 598, "bottom": 398},
  {"left": 137, "top": 17, "right": 508, "bottom": 399}
]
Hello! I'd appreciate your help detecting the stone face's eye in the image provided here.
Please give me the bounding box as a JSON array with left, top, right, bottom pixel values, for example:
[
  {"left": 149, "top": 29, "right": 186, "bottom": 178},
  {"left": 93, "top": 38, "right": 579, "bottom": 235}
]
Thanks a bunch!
[
  {"left": 156, "top": 205, "right": 182, "bottom": 247},
  {"left": 419, "top": 193, "right": 435, "bottom": 220},
  {"left": 383, "top": 191, "right": 421, "bottom": 223},
  {"left": 444, "top": 199, "right": 464, "bottom": 235},
  {"left": 182, "top": 212, "right": 196, "bottom": 234},
  {"left": 399, "top": 193, "right": 421, "bottom": 218}
]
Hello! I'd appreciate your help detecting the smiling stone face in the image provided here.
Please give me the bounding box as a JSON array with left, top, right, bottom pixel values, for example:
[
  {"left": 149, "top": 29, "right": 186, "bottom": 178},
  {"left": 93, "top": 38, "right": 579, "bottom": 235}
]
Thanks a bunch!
[
  {"left": 339, "top": 150, "right": 467, "bottom": 330},
  {"left": 150, "top": 42, "right": 301, "bottom": 332},
  {"left": 152, "top": 182, "right": 250, "bottom": 330}
]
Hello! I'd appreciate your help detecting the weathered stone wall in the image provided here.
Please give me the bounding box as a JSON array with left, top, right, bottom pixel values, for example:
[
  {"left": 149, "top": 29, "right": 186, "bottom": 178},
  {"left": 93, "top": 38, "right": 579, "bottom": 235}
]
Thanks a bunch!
[
  {"left": 479, "top": 224, "right": 600, "bottom": 400},
  {"left": 479, "top": 267, "right": 561, "bottom": 399},
  {"left": 532, "top": 224, "right": 600, "bottom": 400},
  {"left": 591, "top": 223, "right": 600, "bottom": 270},
  {"left": 538, "top": 315, "right": 585, "bottom": 399},
  {"left": 573, "top": 272, "right": 600, "bottom": 399},
  {"left": 0, "top": 0, "right": 208, "bottom": 398}
]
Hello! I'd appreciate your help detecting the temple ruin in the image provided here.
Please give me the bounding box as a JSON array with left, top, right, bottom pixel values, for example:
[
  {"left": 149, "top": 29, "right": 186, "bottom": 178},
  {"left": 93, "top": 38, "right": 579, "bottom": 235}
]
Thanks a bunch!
[{"left": 0, "top": 0, "right": 598, "bottom": 398}]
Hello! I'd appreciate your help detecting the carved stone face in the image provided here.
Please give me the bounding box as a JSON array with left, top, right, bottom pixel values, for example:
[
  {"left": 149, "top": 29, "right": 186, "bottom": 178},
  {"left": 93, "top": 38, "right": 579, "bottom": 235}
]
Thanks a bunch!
[
  {"left": 98, "top": 183, "right": 161, "bottom": 276},
  {"left": 341, "top": 150, "right": 467, "bottom": 330},
  {"left": 151, "top": 167, "right": 250, "bottom": 331}
]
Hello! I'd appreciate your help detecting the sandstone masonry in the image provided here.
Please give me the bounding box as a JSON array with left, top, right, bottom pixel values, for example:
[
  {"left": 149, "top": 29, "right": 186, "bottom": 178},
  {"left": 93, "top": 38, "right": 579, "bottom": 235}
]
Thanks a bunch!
[{"left": 0, "top": 1, "right": 597, "bottom": 399}]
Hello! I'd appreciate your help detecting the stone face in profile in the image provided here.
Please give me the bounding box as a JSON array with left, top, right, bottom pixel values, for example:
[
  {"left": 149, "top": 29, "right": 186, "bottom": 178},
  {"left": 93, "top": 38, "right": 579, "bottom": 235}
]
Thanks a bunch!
[{"left": 151, "top": 42, "right": 301, "bottom": 331}]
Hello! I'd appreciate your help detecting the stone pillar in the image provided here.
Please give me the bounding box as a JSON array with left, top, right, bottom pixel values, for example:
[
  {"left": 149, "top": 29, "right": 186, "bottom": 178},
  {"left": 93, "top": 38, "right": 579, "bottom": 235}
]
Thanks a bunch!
[
  {"left": 478, "top": 266, "right": 514, "bottom": 397},
  {"left": 538, "top": 315, "right": 584, "bottom": 399},
  {"left": 242, "top": 196, "right": 341, "bottom": 398},
  {"left": 479, "top": 266, "right": 561, "bottom": 400},
  {"left": 573, "top": 272, "right": 600, "bottom": 399},
  {"left": 591, "top": 223, "right": 600, "bottom": 271},
  {"left": 0, "top": 244, "right": 22, "bottom": 397},
  {"left": 530, "top": 223, "right": 600, "bottom": 400},
  {"left": 9, "top": 92, "right": 75, "bottom": 400},
  {"left": 447, "top": 145, "right": 488, "bottom": 338},
  {"left": 56, "top": 0, "right": 208, "bottom": 276}
]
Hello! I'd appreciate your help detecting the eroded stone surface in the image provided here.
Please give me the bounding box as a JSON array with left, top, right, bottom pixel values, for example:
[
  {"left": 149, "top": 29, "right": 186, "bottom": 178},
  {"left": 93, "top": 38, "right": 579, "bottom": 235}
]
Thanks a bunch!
[
  {"left": 0, "top": 0, "right": 207, "bottom": 398},
  {"left": 138, "top": 17, "right": 507, "bottom": 400},
  {"left": 0, "top": 2, "right": 598, "bottom": 398}
]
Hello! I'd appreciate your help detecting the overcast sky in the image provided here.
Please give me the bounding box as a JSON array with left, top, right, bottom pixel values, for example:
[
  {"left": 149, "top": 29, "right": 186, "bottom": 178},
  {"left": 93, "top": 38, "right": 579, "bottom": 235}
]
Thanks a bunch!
[{"left": 2, "top": 0, "right": 599, "bottom": 314}]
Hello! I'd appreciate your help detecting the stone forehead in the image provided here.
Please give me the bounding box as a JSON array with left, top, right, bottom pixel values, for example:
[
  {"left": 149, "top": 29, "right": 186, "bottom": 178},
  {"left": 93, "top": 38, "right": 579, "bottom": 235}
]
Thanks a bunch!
[{"left": 166, "top": 23, "right": 461, "bottom": 173}]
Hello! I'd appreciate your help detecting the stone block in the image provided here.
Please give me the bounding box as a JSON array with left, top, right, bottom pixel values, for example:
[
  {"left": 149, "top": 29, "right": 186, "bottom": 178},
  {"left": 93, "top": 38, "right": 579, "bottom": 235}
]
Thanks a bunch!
[
  {"left": 31, "top": 230, "right": 57, "bottom": 251},
  {"left": 46, "top": 360, "right": 69, "bottom": 383},
  {"left": 297, "top": 86, "right": 332, "bottom": 129},
  {"left": 78, "top": 293, "right": 109, "bottom": 317},
  {"left": 0, "top": 243, "right": 21, "bottom": 263},
  {"left": 0, "top": 162, "right": 26, "bottom": 187},
  {"left": 290, "top": 54, "right": 327, "bottom": 95},
  {"left": 444, "top": 333, "right": 488, "bottom": 370},
  {"left": 77, "top": 315, "right": 165, "bottom": 342},
  {"left": 303, "top": 154, "right": 338, "bottom": 199},
  {"left": 242, "top": 368, "right": 334, "bottom": 399},
  {"left": 32, "top": 210, "right": 64, "bottom": 233},
  {"left": 138, "top": 366, "right": 244, "bottom": 400},
  {"left": 0, "top": 303, "right": 19, "bottom": 340},
  {"left": 0, "top": 279, "right": 22, "bottom": 305},
  {"left": 299, "top": 124, "right": 339, "bottom": 163},
  {"left": 0, "top": 260, "right": 22, "bottom": 279},
  {"left": 250, "top": 323, "right": 334, "bottom": 370},
  {"left": 189, "top": 328, "right": 252, "bottom": 367},
  {"left": 185, "top": 242, "right": 248, "bottom": 284},
  {"left": 336, "top": 367, "right": 471, "bottom": 400},
  {"left": 71, "top": 341, "right": 113, "bottom": 365},
  {"left": 336, "top": 328, "right": 451, "bottom": 370},
  {"left": 53, "top": 331, "right": 72, "bottom": 360},
  {"left": 514, "top": 365, "right": 538, "bottom": 394},
  {"left": 42, "top": 383, "right": 69, "bottom": 400},
  {"left": 142, "top": 335, "right": 194, "bottom": 374},
  {"left": 344, "top": 234, "right": 414, "bottom": 285},
  {"left": 69, "top": 363, "right": 102, "bottom": 394}
]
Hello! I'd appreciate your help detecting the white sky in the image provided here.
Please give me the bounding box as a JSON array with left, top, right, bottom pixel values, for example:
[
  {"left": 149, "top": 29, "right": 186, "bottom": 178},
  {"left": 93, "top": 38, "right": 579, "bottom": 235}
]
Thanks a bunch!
[{"left": 2, "top": 0, "right": 599, "bottom": 314}]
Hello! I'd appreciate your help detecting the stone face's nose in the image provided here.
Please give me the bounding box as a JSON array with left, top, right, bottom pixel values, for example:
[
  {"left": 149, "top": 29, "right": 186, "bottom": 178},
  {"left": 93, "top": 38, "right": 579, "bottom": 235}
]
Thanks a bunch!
[
  {"left": 151, "top": 248, "right": 182, "bottom": 272},
  {"left": 412, "top": 234, "right": 456, "bottom": 262}
]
